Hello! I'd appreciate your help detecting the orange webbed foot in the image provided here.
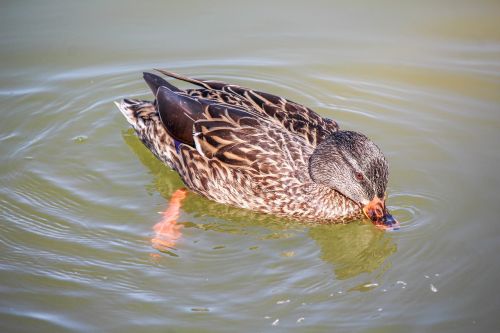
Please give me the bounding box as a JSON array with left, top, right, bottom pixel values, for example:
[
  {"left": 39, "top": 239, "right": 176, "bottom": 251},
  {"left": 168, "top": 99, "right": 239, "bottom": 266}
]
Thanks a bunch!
[{"left": 151, "top": 188, "right": 188, "bottom": 251}]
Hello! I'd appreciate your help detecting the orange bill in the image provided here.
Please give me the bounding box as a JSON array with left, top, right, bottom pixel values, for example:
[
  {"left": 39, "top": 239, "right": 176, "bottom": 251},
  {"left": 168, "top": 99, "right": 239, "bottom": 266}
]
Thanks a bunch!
[{"left": 362, "top": 196, "right": 399, "bottom": 230}]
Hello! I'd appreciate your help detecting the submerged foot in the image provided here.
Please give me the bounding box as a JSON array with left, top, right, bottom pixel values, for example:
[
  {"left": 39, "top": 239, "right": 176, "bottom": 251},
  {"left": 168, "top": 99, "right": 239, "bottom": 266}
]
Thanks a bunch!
[{"left": 151, "top": 188, "right": 188, "bottom": 251}]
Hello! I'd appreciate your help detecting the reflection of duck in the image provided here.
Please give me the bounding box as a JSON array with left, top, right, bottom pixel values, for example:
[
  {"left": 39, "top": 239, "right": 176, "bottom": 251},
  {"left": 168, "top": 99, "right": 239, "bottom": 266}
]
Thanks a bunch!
[
  {"left": 116, "top": 70, "right": 397, "bottom": 227},
  {"left": 309, "top": 224, "right": 396, "bottom": 279},
  {"left": 123, "top": 132, "right": 397, "bottom": 279}
]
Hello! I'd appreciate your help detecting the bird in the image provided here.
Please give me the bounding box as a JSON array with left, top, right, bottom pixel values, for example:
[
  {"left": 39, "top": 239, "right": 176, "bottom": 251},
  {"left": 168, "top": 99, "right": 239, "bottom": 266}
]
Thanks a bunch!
[{"left": 115, "top": 69, "right": 398, "bottom": 228}]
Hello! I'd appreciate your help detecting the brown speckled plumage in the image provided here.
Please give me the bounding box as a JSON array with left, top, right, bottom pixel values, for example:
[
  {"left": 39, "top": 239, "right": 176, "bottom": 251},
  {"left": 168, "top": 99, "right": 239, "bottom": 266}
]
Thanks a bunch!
[{"left": 115, "top": 70, "right": 392, "bottom": 224}]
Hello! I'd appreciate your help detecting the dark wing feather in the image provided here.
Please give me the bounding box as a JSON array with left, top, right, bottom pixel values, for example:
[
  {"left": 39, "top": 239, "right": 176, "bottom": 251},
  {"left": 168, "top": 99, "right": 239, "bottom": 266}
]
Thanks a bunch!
[
  {"left": 154, "top": 69, "right": 339, "bottom": 147},
  {"left": 143, "top": 72, "right": 181, "bottom": 95},
  {"left": 155, "top": 85, "right": 268, "bottom": 148},
  {"left": 155, "top": 86, "right": 206, "bottom": 146}
]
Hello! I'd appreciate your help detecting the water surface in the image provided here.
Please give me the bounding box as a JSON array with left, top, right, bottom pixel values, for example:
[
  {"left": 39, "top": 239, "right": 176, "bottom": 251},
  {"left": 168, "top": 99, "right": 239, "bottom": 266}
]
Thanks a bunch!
[{"left": 1, "top": 1, "right": 500, "bottom": 332}]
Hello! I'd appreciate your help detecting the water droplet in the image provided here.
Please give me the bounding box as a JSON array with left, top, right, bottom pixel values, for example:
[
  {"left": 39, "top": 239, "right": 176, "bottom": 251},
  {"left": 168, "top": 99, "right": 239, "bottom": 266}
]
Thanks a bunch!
[
  {"left": 190, "top": 307, "right": 210, "bottom": 312},
  {"left": 281, "top": 251, "right": 295, "bottom": 257},
  {"left": 348, "top": 282, "right": 379, "bottom": 292},
  {"left": 72, "top": 135, "right": 88, "bottom": 143}
]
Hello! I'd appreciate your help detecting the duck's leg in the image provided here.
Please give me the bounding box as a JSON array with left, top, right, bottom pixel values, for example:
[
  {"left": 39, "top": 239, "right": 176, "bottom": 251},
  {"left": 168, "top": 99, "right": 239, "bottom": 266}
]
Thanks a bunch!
[{"left": 151, "top": 188, "right": 188, "bottom": 251}]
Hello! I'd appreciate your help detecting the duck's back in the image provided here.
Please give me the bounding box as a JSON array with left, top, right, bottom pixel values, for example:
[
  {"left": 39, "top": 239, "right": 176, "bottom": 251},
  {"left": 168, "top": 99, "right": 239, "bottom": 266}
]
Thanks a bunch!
[{"left": 154, "top": 69, "right": 339, "bottom": 148}]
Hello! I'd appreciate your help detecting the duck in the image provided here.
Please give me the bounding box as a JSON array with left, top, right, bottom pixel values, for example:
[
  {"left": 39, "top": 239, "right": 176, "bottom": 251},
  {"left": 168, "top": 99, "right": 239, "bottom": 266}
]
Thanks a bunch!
[{"left": 115, "top": 69, "right": 398, "bottom": 228}]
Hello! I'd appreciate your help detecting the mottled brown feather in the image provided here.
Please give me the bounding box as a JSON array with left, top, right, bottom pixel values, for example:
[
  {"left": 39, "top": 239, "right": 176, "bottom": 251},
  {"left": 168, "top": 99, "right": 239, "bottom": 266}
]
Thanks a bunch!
[
  {"left": 116, "top": 71, "right": 364, "bottom": 223},
  {"left": 154, "top": 69, "right": 339, "bottom": 147}
]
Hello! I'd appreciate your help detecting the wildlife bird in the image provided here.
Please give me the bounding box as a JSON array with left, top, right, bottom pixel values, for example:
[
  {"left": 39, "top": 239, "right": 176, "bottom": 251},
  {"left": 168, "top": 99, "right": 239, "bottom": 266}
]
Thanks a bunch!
[{"left": 115, "top": 70, "right": 397, "bottom": 228}]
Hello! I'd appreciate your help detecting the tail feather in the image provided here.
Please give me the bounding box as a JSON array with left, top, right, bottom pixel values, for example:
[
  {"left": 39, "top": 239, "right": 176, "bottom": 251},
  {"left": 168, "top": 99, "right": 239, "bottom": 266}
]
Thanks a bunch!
[
  {"left": 143, "top": 72, "right": 181, "bottom": 95},
  {"left": 115, "top": 98, "right": 179, "bottom": 170},
  {"left": 114, "top": 99, "right": 156, "bottom": 129},
  {"left": 114, "top": 100, "right": 136, "bottom": 126},
  {"left": 154, "top": 69, "right": 212, "bottom": 89}
]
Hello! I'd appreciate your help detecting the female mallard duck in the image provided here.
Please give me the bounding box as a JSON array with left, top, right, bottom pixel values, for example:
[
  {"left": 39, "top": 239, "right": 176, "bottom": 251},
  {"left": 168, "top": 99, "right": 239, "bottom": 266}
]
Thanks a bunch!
[{"left": 116, "top": 70, "right": 398, "bottom": 228}]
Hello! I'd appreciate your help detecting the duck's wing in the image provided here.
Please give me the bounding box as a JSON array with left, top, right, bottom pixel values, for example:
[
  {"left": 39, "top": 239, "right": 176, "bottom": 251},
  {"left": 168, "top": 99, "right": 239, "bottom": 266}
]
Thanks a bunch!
[
  {"left": 155, "top": 86, "right": 310, "bottom": 178},
  {"left": 155, "top": 85, "right": 266, "bottom": 146},
  {"left": 153, "top": 69, "right": 339, "bottom": 147}
]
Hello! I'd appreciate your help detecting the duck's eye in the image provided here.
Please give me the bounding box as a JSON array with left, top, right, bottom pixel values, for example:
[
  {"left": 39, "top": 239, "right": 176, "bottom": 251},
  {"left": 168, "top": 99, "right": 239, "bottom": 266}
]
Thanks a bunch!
[{"left": 355, "top": 172, "right": 364, "bottom": 181}]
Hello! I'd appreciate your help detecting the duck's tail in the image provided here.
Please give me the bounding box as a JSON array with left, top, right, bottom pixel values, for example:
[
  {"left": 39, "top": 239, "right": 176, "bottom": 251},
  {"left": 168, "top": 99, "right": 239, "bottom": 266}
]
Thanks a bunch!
[
  {"left": 115, "top": 71, "right": 182, "bottom": 129},
  {"left": 115, "top": 98, "right": 180, "bottom": 170},
  {"left": 114, "top": 99, "right": 157, "bottom": 131}
]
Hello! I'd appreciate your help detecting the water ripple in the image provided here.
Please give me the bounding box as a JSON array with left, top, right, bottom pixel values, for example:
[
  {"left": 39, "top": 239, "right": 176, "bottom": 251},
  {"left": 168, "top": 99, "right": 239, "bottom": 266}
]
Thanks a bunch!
[{"left": 1, "top": 15, "right": 499, "bottom": 330}]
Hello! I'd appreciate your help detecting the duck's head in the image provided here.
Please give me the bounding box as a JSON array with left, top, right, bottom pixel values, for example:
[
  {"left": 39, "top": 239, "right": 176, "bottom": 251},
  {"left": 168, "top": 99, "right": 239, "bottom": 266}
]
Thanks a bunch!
[{"left": 309, "top": 130, "right": 398, "bottom": 229}]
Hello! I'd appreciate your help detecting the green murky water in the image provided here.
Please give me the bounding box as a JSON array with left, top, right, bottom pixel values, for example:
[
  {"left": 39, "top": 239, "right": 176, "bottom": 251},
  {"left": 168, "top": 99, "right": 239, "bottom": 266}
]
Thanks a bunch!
[{"left": 1, "top": 1, "right": 500, "bottom": 332}]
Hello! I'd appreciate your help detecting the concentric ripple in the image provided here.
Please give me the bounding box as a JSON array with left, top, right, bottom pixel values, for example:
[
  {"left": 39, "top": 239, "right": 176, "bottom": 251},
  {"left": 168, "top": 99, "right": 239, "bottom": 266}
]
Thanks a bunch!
[{"left": 2, "top": 2, "right": 500, "bottom": 332}]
